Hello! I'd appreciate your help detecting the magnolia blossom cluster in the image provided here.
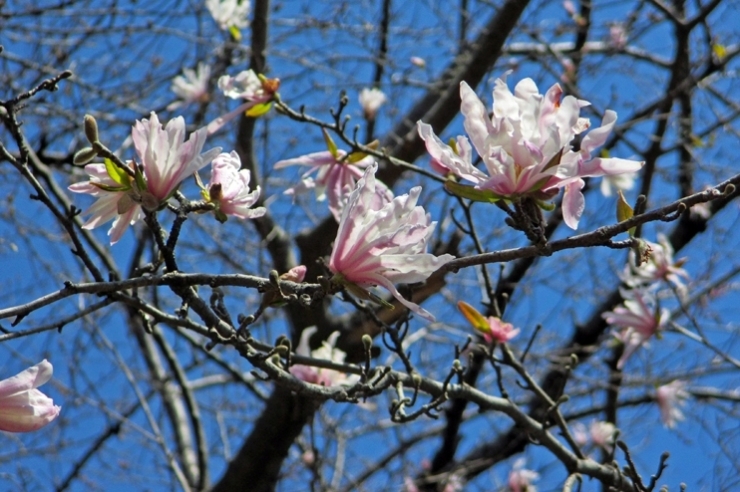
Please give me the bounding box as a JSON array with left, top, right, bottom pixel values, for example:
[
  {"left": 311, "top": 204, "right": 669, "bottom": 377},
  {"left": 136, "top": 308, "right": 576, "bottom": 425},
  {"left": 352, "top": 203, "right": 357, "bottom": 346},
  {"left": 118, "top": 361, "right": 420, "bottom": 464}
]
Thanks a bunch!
[
  {"left": 70, "top": 112, "right": 264, "bottom": 244},
  {"left": 0, "top": 360, "right": 60, "bottom": 433},
  {"left": 289, "top": 327, "right": 359, "bottom": 387},
  {"left": 328, "top": 164, "right": 455, "bottom": 321},
  {"left": 418, "top": 74, "right": 643, "bottom": 229},
  {"left": 602, "top": 289, "right": 668, "bottom": 370}
]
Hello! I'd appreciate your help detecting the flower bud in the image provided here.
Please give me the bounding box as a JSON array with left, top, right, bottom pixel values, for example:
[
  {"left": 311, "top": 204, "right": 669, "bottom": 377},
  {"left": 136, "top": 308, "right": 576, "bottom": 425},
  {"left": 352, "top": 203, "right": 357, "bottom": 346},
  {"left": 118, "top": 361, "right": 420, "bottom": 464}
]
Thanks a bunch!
[
  {"left": 73, "top": 147, "right": 97, "bottom": 165},
  {"left": 362, "top": 334, "right": 373, "bottom": 350},
  {"left": 83, "top": 114, "right": 99, "bottom": 144}
]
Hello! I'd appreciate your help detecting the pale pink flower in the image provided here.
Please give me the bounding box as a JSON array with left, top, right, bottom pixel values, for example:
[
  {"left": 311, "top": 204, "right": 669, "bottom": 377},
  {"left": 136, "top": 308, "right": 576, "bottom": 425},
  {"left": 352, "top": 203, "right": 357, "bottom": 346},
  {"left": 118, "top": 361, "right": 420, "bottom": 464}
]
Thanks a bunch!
[
  {"left": 589, "top": 420, "right": 617, "bottom": 451},
  {"left": 290, "top": 327, "right": 358, "bottom": 387},
  {"left": 133, "top": 112, "right": 221, "bottom": 202},
  {"left": 329, "top": 164, "right": 455, "bottom": 321},
  {"left": 358, "top": 87, "right": 387, "bottom": 121},
  {"left": 207, "top": 70, "right": 278, "bottom": 135},
  {"left": 507, "top": 458, "right": 539, "bottom": 492},
  {"left": 206, "top": 0, "right": 250, "bottom": 31},
  {"left": 274, "top": 147, "right": 385, "bottom": 222},
  {"left": 621, "top": 234, "right": 689, "bottom": 290},
  {"left": 418, "top": 75, "right": 643, "bottom": 229},
  {"left": 70, "top": 112, "right": 219, "bottom": 244},
  {"left": 168, "top": 62, "right": 211, "bottom": 110},
  {"left": 0, "top": 360, "right": 61, "bottom": 433},
  {"left": 205, "top": 151, "right": 265, "bottom": 221},
  {"left": 69, "top": 161, "right": 145, "bottom": 244},
  {"left": 656, "top": 380, "right": 688, "bottom": 428},
  {"left": 602, "top": 289, "right": 668, "bottom": 369}
]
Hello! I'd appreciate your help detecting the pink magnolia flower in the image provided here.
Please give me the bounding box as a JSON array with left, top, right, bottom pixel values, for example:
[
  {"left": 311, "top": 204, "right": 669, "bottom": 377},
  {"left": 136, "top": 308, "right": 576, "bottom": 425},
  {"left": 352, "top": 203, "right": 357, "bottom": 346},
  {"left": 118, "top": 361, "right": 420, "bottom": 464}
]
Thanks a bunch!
[
  {"left": 602, "top": 289, "right": 668, "bottom": 369},
  {"left": 0, "top": 360, "right": 61, "bottom": 433},
  {"left": 655, "top": 380, "right": 688, "bottom": 428},
  {"left": 168, "top": 62, "right": 211, "bottom": 110},
  {"left": 507, "top": 458, "right": 539, "bottom": 492},
  {"left": 457, "top": 301, "right": 520, "bottom": 344},
  {"left": 70, "top": 112, "right": 219, "bottom": 244},
  {"left": 621, "top": 234, "right": 689, "bottom": 290},
  {"left": 274, "top": 131, "right": 388, "bottom": 221},
  {"left": 589, "top": 420, "right": 617, "bottom": 451},
  {"left": 133, "top": 112, "right": 221, "bottom": 202},
  {"left": 206, "top": 0, "right": 250, "bottom": 31},
  {"left": 204, "top": 151, "right": 266, "bottom": 222},
  {"left": 207, "top": 70, "right": 279, "bottom": 135},
  {"left": 290, "top": 327, "right": 359, "bottom": 387},
  {"left": 69, "top": 161, "right": 146, "bottom": 244},
  {"left": 329, "top": 163, "right": 455, "bottom": 321},
  {"left": 418, "top": 75, "right": 643, "bottom": 229},
  {"left": 359, "top": 87, "right": 387, "bottom": 121}
]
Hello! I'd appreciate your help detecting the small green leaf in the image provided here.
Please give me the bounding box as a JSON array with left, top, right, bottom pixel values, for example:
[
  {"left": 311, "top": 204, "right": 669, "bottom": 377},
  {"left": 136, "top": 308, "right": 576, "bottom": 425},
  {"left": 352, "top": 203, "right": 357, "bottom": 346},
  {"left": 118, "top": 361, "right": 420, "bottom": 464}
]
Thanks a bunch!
[
  {"left": 444, "top": 180, "right": 503, "bottom": 203},
  {"left": 229, "top": 25, "right": 242, "bottom": 41},
  {"left": 246, "top": 102, "right": 272, "bottom": 117},
  {"left": 542, "top": 148, "right": 563, "bottom": 172},
  {"left": 616, "top": 190, "right": 635, "bottom": 236},
  {"left": 322, "top": 128, "right": 339, "bottom": 159},
  {"left": 535, "top": 199, "right": 556, "bottom": 211},
  {"left": 347, "top": 151, "right": 369, "bottom": 163},
  {"left": 104, "top": 158, "right": 130, "bottom": 187}
]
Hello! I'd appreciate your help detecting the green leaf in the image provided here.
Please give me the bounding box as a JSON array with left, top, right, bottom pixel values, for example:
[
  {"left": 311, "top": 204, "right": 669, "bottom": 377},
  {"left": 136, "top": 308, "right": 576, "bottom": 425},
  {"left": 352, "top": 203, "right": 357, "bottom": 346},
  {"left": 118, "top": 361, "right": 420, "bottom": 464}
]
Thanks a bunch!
[
  {"left": 322, "top": 128, "right": 339, "bottom": 159},
  {"left": 616, "top": 190, "right": 635, "bottom": 236},
  {"left": 104, "top": 158, "right": 130, "bottom": 187},
  {"left": 246, "top": 102, "right": 272, "bottom": 117},
  {"left": 229, "top": 25, "right": 242, "bottom": 42},
  {"left": 444, "top": 180, "right": 503, "bottom": 203}
]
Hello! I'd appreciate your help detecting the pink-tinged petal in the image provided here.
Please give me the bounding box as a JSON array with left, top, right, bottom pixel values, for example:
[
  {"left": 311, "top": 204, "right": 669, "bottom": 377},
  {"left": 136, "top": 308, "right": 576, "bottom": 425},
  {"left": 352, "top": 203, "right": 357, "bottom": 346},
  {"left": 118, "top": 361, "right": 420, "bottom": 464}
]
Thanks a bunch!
[
  {"left": 460, "top": 82, "right": 494, "bottom": 159},
  {"left": 561, "top": 179, "right": 585, "bottom": 229},
  {"left": 274, "top": 151, "right": 339, "bottom": 169},
  {"left": 281, "top": 265, "right": 307, "bottom": 283},
  {"left": 206, "top": 101, "right": 257, "bottom": 136},
  {"left": 0, "top": 360, "right": 61, "bottom": 433},
  {"left": 580, "top": 110, "right": 617, "bottom": 157}
]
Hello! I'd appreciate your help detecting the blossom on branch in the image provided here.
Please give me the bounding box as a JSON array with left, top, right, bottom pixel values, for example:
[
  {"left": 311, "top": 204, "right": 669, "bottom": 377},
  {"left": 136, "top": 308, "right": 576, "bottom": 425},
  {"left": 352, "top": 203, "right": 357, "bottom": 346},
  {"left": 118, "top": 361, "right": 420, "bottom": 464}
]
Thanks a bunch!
[
  {"left": 207, "top": 70, "right": 279, "bottom": 135},
  {"left": 290, "top": 327, "right": 358, "bottom": 387},
  {"left": 507, "top": 458, "right": 539, "bottom": 492},
  {"left": 655, "top": 380, "right": 688, "bottom": 428},
  {"left": 203, "top": 151, "right": 266, "bottom": 222},
  {"left": 600, "top": 170, "right": 636, "bottom": 197},
  {"left": 418, "top": 75, "right": 643, "bottom": 229},
  {"left": 168, "top": 62, "right": 211, "bottom": 110},
  {"left": 328, "top": 163, "right": 455, "bottom": 321},
  {"left": 0, "top": 360, "right": 61, "bottom": 433},
  {"left": 457, "top": 301, "right": 520, "bottom": 344},
  {"left": 70, "top": 112, "right": 220, "bottom": 243},
  {"left": 358, "top": 87, "right": 387, "bottom": 121},
  {"left": 602, "top": 289, "right": 668, "bottom": 369},
  {"left": 621, "top": 234, "right": 689, "bottom": 290},
  {"left": 274, "top": 129, "right": 388, "bottom": 221},
  {"left": 206, "top": 0, "right": 250, "bottom": 32}
]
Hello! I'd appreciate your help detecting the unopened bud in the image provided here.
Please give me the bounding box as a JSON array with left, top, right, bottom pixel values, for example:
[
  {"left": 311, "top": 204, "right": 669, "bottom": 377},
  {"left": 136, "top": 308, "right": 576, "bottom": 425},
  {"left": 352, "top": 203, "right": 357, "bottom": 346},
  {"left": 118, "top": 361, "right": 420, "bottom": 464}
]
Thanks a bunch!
[
  {"left": 362, "top": 334, "right": 373, "bottom": 350},
  {"left": 411, "top": 373, "right": 422, "bottom": 387},
  {"left": 83, "top": 114, "right": 99, "bottom": 144},
  {"left": 452, "top": 359, "right": 462, "bottom": 371},
  {"left": 273, "top": 345, "right": 289, "bottom": 357},
  {"left": 73, "top": 147, "right": 97, "bottom": 165}
]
